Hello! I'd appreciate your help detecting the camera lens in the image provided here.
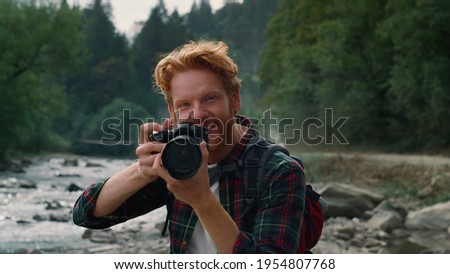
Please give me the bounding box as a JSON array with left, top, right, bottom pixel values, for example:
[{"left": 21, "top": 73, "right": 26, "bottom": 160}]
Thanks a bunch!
[{"left": 161, "top": 136, "right": 202, "bottom": 179}]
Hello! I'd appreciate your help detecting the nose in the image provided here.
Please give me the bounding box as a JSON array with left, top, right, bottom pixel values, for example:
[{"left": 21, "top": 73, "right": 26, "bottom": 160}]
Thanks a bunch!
[{"left": 188, "top": 104, "right": 208, "bottom": 123}]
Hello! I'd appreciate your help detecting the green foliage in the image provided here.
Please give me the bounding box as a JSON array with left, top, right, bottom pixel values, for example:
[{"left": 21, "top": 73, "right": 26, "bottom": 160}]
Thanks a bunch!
[
  {"left": 186, "top": 0, "right": 216, "bottom": 38},
  {"left": 0, "top": 0, "right": 83, "bottom": 162},
  {"left": 5, "top": 0, "right": 448, "bottom": 161},
  {"left": 72, "top": 98, "right": 151, "bottom": 157},
  {"left": 130, "top": 5, "right": 191, "bottom": 117},
  {"left": 83, "top": 0, "right": 128, "bottom": 66},
  {"left": 380, "top": 0, "right": 450, "bottom": 149},
  {"left": 260, "top": 0, "right": 450, "bottom": 151},
  {"left": 378, "top": 179, "right": 419, "bottom": 200},
  {"left": 311, "top": 0, "right": 392, "bottom": 144},
  {"left": 212, "top": 0, "right": 278, "bottom": 116},
  {"left": 0, "top": 0, "right": 278, "bottom": 160},
  {"left": 260, "top": 0, "right": 324, "bottom": 121},
  {"left": 66, "top": 0, "right": 131, "bottom": 117}
]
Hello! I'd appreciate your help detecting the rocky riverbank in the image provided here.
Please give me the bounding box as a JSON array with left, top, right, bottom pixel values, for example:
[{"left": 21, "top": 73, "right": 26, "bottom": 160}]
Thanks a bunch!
[
  {"left": 1, "top": 153, "right": 449, "bottom": 254},
  {"left": 0, "top": 155, "right": 170, "bottom": 254},
  {"left": 311, "top": 183, "right": 450, "bottom": 254}
]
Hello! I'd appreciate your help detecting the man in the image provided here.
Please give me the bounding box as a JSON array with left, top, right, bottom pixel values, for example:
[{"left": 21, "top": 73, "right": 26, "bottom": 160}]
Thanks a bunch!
[{"left": 73, "top": 40, "right": 306, "bottom": 253}]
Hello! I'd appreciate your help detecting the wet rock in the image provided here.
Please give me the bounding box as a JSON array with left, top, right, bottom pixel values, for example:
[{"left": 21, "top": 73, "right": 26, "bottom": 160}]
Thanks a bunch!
[
  {"left": 386, "top": 200, "right": 409, "bottom": 220},
  {"left": 336, "top": 225, "right": 355, "bottom": 240},
  {"left": 364, "top": 239, "right": 386, "bottom": 249},
  {"left": 349, "top": 235, "right": 365, "bottom": 247},
  {"left": 421, "top": 249, "right": 450, "bottom": 254},
  {"left": 148, "top": 240, "right": 170, "bottom": 254},
  {"left": 406, "top": 230, "right": 450, "bottom": 253},
  {"left": 0, "top": 215, "right": 10, "bottom": 221},
  {"left": 9, "top": 166, "right": 26, "bottom": 173},
  {"left": 31, "top": 249, "right": 45, "bottom": 254},
  {"left": 375, "top": 230, "right": 391, "bottom": 240},
  {"left": 33, "top": 214, "right": 48, "bottom": 221},
  {"left": 418, "top": 173, "right": 450, "bottom": 199},
  {"left": 389, "top": 232, "right": 445, "bottom": 254},
  {"left": 16, "top": 220, "right": 31, "bottom": 225},
  {"left": 85, "top": 162, "right": 104, "bottom": 168},
  {"left": 0, "top": 178, "right": 36, "bottom": 189},
  {"left": 66, "top": 183, "right": 83, "bottom": 192},
  {"left": 18, "top": 180, "right": 37, "bottom": 189},
  {"left": 8, "top": 159, "right": 28, "bottom": 173},
  {"left": 63, "top": 159, "right": 78, "bottom": 167},
  {"left": 390, "top": 228, "right": 410, "bottom": 239},
  {"left": 86, "top": 244, "right": 122, "bottom": 253},
  {"left": 320, "top": 183, "right": 384, "bottom": 218},
  {"left": 55, "top": 171, "right": 81, "bottom": 177},
  {"left": 1, "top": 155, "right": 448, "bottom": 255},
  {"left": 44, "top": 200, "right": 64, "bottom": 210},
  {"left": 83, "top": 229, "right": 118, "bottom": 244},
  {"left": 365, "top": 208, "right": 403, "bottom": 232},
  {"left": 405, "top": 201, "right": 450, "bottom": 230},
  {"left": 155, "top": 221, "right": 166, "bottom": 234},
  {"left": 0, "top": 178, "right": 13, "bottom": 188},
  {"left": 49, "top": 213, "right": 71, "bottom": 222},
  {"left": 2, "top": 158, "right": 33, "bottom": 173}
]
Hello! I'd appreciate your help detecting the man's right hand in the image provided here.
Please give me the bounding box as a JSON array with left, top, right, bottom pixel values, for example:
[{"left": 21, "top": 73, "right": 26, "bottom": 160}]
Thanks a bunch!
[
  {"left": 135, "top": 120, "right": 172, "bottom": 182},
  {"left": 92, "top": 120, "right": 172, "bottom": 217}
]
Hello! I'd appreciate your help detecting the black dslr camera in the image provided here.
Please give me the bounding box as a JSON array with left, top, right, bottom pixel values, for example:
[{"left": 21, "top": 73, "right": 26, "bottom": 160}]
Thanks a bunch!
[{"left": 148, "top": 123, "right": 208, "bottom": 180}]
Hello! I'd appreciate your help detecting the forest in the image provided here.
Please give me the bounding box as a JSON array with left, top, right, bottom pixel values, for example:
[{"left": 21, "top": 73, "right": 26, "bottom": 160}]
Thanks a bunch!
[{"left": 1, "top": 0, "right": 449, "bottom": 162}]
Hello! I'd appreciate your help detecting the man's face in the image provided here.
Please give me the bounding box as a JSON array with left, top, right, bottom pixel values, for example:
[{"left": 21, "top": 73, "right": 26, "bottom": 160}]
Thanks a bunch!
[{"left": 169, "top": 69, "right": 240, "bottom": 152}]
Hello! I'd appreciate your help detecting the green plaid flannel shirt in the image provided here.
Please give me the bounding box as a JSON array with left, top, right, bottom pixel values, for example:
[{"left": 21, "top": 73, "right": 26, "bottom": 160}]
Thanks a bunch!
[{"left": 73, "top": 116, "right": 306, "bottom": 253}]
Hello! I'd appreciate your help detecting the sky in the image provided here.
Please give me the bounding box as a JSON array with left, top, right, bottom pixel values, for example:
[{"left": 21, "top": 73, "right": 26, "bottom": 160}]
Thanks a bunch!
[{"left": 66, "top": 0, "right": 239, "bottom": 35}]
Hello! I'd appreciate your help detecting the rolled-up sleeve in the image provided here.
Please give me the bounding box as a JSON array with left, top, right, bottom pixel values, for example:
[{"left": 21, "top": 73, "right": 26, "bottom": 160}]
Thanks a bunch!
[{"left": 72, "top": 178, "right": 169, "bottom": 229}]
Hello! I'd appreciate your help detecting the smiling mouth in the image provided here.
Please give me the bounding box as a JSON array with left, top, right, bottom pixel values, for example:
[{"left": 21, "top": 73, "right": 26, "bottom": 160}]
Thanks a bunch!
[{"left": 178, "top": 120, "right": 220, "bottom": 132}]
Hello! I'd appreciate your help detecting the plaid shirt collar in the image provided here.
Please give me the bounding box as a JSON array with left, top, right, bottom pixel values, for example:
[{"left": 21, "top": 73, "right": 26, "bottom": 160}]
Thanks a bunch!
[
  {"left": 72, "top": 114, "right": 305, "bottom": 254},
  {"left": 168, "top": 115, "right": 257, "bottom": 253},
  {"left": 217, "top": 115, "right": 255, "bottom": 166}
]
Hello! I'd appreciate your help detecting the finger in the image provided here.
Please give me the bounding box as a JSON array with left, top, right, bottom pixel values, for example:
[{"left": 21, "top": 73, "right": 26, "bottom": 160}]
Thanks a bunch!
[
  {"left": 139, "top": 122, "right": 163, "bottom": 145},
  {"left": 162, "top": 118, "right": 173, "bottom": 130},
  {"left": 136, "top": 142, "right": 165, "bottom": 158},
  {"left": 152, "top": 152, "right": 169, "bottom": 180},
  {"left": 200, "top": 141, "right": 209, "bottom": 164}
]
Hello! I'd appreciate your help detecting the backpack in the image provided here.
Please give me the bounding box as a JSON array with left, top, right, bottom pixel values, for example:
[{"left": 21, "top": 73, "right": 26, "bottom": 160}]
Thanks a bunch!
[
  {"left": 161, "top": 135, "right": 327, "bottom": 253},
  {"left": 208, "top": 135, "right": 327, "bottom": 253}
]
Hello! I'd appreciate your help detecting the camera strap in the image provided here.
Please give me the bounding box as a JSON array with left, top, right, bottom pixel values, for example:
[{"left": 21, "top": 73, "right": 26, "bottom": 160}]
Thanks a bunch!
[
  {"left": 208, "top": 163, "right": 238, "bottom": 186},
  {"left": 162, "top": 135, "right": 268, "bottom": 237},
  {"left": 207, "top": 134, "right": 265, "bottom": 184}
]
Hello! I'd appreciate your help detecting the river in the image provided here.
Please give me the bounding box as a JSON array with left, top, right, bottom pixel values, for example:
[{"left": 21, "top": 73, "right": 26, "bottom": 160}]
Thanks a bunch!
[
  {"left": 2, "top": 153, "right": 449, "bottom": 254},
  {"left": 0, "top": 154, "right": 169, "bottom": 254}
]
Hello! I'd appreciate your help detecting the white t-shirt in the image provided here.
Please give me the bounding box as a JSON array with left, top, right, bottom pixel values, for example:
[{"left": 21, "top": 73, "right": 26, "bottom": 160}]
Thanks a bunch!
[{"left": 186, "top": 164, "right": 219, "bottom": 254}]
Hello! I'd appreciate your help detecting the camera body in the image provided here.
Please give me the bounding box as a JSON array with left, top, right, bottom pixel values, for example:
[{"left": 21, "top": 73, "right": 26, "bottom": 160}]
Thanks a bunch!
[{"left": 149, "top": 123, "right": 208, "bottom": 179}]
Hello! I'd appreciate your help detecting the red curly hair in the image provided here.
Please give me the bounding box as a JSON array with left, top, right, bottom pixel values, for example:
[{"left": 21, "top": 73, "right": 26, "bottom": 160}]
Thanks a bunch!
[{"left": 154, "top": 40, "right": 241, "bottom": 106}]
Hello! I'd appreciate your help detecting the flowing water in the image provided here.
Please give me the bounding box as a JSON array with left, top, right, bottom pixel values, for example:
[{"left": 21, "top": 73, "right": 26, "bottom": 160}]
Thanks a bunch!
[
  {"left": 3, "top": 154, "right": 448, "bottom": 254},
  {"left": 0, "top": 155, "right": 168, "bottom": 254}
]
